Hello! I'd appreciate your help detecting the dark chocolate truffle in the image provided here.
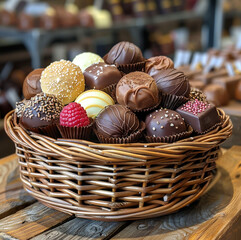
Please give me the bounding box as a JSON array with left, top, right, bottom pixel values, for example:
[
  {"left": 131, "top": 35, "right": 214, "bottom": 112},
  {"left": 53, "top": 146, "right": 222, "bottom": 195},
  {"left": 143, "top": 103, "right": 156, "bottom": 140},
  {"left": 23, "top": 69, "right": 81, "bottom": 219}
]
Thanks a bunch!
[
  {"left": 23, "top": 68, "right": 44, "bottom": 100},
  {"left": 235, "top": 81, "right": 241, "bottom": 101},
  {"left": 116, "top": 71, "right": 159, "bottom": 111},
  {"left": 20, "top": 93, "right": 63, "bottom": 130},
  {"left": 145, "top": 56, "right": 174, "bottom": 74},
  {"left": 96, "top": 104, "right": 140, "bottom": 138},
  {"left": 105, "top": 41, "right": 145, "bottom": 65},
  {"left": 149, "top": 69, "right": 190, "bottom": 98},
  {"left": 204, "top": 84, "right": 229, "bottom": 107},
  {"left": 15, "top": 99, "right": 29, "bottom": 118},
  {"left": 84, "top": 62, "right": 122, "bottom": 90},
  {"left": 176, "top": 99, "right": 220, "bottom": 133},
  {"left": 145, "top": 109, "right": 187, "bottom": 138}
]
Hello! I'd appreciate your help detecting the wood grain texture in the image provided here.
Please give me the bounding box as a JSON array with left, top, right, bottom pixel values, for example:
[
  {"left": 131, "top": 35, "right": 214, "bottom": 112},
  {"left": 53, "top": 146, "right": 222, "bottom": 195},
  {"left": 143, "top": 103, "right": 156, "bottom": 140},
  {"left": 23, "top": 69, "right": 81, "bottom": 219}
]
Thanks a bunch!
[
  {"left": 112, "top": 146, "right": 240, "bottom": 240},
  {"left": 0, "top": 202, "right": 71, "bottom": 240},
  {"left": 31, "top": 217, "right": 128, "bottom": 240}
]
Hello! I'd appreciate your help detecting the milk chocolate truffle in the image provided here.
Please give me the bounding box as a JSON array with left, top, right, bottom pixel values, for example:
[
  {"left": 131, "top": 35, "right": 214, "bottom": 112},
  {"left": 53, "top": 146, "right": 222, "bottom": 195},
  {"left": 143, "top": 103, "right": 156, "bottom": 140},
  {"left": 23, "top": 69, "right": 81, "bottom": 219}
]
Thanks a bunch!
[
  {"left": 96, "top": 104, "right": 140, "bottom": 138},
  {"left": 84, "top": 62, "right": 122, "bottom": 90},
  {"left": 149, "top": 69, "right": 190, "bottom": 97},
  {"left": 145, "top": 109, "right": 187, "bottom": 138},
  {"left": 105, "top": 41, "right": 145, "bottom": 65},
  {"left": 145, "top": 56, "right": 174, "bottom": 74},
  {"left": 20, "top": 93, "right": 63, "bottom": 130},
  {"left": 23, "top": 68, "right": 44, "bottom": 100},
  {"left": 235, "top": 81, "right": 241, "bottom": 101},
  {"left": 204, "top": 84, "right": 229, "bottom": 107},
  {"left": 116, "top": 72, "right": 159, "bottom": 111},
  {"left": 40, "top": 60, "right": 85, "bottom": 105}
]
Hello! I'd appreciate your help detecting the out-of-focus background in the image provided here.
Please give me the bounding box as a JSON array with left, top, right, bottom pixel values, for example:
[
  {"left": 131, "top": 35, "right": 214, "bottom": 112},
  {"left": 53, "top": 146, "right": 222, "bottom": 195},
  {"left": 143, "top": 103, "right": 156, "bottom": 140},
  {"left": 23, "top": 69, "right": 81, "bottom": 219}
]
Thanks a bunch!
[{"left": 0, "top": 0, "right": 240, "bottom": 157}]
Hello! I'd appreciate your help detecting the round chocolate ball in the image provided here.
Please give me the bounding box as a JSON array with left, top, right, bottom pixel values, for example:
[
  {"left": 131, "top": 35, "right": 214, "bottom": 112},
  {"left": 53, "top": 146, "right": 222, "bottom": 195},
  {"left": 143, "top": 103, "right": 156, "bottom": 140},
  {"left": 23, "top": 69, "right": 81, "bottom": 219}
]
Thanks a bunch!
[
  {"left": 116, "top": 72, "right": 159, "bottom": 111},
  {"left": 23, "top": 68, "right": 44, "bottom": 100},
  {"left": 204, "top": 84, "right": 229, "bottom": 107},
  {"left": 145, "top": 56, "right": 174, "bottom": 74},
  {"left": 84, "top": 62, "right": 122, "bottom": 90},
  {"left": 235, "top": 81, "right": 241, "bottom": 101},
  {"left": 145, "top": 109, "right": 187, "bottom": 138},
  {"left": 105, "top": 41, "right": 145, "bottom": 65},
  {"left": 20, "top": 93, "right": 63, "bottom": 130},
  {"left": 149, "top": 68, "right": 190, "bottom": 98},
  {"left": 96, "top": 104, "right": 140, "bottom": 138}
]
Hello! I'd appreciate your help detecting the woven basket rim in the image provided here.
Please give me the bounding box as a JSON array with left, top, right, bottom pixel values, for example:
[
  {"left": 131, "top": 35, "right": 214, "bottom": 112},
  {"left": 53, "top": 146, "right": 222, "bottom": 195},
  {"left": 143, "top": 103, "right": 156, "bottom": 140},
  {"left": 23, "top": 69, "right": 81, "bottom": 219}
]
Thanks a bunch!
[{"left": 4, "top": 108, "right": 233, "bottom": 163}]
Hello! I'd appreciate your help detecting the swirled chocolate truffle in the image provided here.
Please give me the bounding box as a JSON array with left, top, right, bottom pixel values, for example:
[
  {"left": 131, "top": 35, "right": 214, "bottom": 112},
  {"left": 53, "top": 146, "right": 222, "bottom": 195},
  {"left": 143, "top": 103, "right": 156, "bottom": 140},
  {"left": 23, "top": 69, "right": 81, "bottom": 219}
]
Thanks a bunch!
[
  {"left": 116, "top": 72, "right": 159, "bottom": 111},
  {"left": 149, "top": 69, "right": 190, "bottom": 97},
  {"left": 105, "top": 41, "right": 145, "bottom": 65},
  {"left": 84, "top": 62, "right": 122, "bottom": 90},
  {"left": 145, "top": 109, "right": 187, "bottom": 138},
  {"left": 96, "top": 104, "right": 140, "bottom": 138},
  {"left": 145, "top": 56, "right": 174, "bottom": 74},
  {"left": 23, "top": 68, "right": 44, "bottom": 100},
  {"left": 20, "top": 93, "right": 63, "bottom": 130}
]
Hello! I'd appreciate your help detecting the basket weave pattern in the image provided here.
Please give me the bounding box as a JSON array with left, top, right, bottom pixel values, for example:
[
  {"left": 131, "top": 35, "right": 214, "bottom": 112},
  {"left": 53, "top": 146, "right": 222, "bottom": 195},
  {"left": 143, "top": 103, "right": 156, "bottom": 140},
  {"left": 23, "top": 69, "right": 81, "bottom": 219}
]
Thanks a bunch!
[{"left": 4, "top": 109, "right": 232, "bottom": 221}]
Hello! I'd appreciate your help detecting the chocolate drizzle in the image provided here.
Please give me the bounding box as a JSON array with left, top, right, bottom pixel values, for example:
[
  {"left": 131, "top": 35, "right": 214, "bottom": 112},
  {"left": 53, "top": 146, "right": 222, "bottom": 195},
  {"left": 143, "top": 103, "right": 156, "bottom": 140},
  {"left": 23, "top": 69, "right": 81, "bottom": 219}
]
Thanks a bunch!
[
  {"left": 95, "top": 104, "right": 140, "bottom": 138},
  {"left": 116, "top": 72, "right": 159, "bottom": 111},
  {"left": 105, "top": 41, "right": 145, "bottom": 65},
  {"left": 149, "top": 69, "right": 190, "bottom": 98}
]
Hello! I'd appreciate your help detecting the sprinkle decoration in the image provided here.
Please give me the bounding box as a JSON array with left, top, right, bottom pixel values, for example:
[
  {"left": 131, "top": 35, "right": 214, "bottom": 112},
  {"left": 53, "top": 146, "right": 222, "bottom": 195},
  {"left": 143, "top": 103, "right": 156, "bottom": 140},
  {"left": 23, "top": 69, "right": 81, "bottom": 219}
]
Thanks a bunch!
[{"left": 180, "top": 99, "right": 211, "bottom": 116}]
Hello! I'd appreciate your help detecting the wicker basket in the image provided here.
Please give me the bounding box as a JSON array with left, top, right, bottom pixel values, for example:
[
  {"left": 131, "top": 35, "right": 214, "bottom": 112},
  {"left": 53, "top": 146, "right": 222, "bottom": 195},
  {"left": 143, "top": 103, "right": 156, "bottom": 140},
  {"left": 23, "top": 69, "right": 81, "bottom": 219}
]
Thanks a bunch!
[{"left": 4, "top": 109, "right": 232, "bottom": 221}]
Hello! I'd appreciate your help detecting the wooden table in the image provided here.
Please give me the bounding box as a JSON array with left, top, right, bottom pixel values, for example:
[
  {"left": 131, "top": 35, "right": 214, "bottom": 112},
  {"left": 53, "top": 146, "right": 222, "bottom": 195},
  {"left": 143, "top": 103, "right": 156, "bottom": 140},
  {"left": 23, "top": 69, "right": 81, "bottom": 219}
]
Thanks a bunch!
[{"left": 0, "top": 146, "right": 241, "bottom": 240}]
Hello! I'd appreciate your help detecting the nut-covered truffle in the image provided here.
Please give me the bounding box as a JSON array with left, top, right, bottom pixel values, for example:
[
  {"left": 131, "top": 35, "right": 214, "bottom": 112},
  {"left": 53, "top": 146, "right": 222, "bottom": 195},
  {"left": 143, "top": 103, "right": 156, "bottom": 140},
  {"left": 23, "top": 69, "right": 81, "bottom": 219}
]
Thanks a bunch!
[
  {"left": 116, "top": 71, "right": 159, "bottom": 111},
  {"left": 189, "top": 88, "right": 207, "bottom": 102},
  {"left": 96, "top": 104, "right": 140, "bottom": 138},
  {"left": 20, "top": 93, "right": 63, "bottom": 130},
  {"left": 105, "top": 41, "right": 145, "bottom": 65},
  {"left": 84, "top": 62, "right": 122, "bottom": 90},
  {"left": 149, "top": 69, "right": 190, "bottom": 98},
  {"left": 145, "top": 56, "right": 174, "bottom": 74},
  {"left": 23, "top": 68, "right": 44, "bottom": 100},
  {"left": 145, "top": 109, "right": 187, "bottom": 138},
  {"left": 40, "top": 60, "right": 85, "bottom": 105}
]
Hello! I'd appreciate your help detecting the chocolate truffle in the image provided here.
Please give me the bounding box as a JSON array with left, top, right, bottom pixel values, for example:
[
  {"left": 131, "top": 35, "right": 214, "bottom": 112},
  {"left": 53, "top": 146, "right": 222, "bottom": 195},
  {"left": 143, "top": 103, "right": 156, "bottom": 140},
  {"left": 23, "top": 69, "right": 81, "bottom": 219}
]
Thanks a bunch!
[
  {"left": 189, "top": 88, "right": 207, "bottom": 102},
  {"left": 20, "top": 93, "right": 63, "bottom": 130},
  {"left": 204, "top": 84, "right": 229, "bottom": 107},
  {"left": 105, "top": 41, "right": 145, "bottom": 65},
  {"left": 116, "top": 72, "right": 159, "bottom": 111},
  {"left": 96, "top": 104, "right": 140, "bottom": 138},
  {"left": 235, "top": 81, "right": 241, "bottom": 101},
  {"left": 176, "top": 99, "right": 220, "bottom": 133},
  {"left": 23, "top": 68, "right": 44, "bottom": 100},
  {"left": 15, "top": 99, "right": 29, "bottom": 118},
  {"left": 84, "top": 62, "right": 122, "bottom": 90},
  {"left": 149, "top": 69, "right": 190, "bottom": 97},
  {"left": 145, "top": 56, "right": 174, "bottom": 74},
  {"left": 145, "top": 109, "right": 187, "bottom": 138}
]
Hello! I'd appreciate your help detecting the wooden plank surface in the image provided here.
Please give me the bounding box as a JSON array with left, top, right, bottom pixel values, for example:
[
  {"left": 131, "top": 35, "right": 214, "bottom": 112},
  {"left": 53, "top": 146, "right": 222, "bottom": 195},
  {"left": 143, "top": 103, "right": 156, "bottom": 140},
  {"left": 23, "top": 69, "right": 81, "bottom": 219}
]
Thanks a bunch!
[
  {"left": 31, "top": 218, "right": 128, "bottom": 240},
  {"left": 113, "top": 146, "right": 241, "bottom": 240}
]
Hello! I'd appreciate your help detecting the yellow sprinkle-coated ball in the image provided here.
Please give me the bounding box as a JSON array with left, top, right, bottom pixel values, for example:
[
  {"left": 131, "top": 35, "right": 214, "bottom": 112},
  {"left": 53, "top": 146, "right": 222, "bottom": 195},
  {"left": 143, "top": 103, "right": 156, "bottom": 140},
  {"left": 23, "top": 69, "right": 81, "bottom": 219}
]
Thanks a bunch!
[
  {"left": 40, "top": 60, "right": 85, "bottom": 105},
  {"left": 72, "top": 52, "right": 104, "bottom": 72},
  {"left": 75, "top": 89, "right": 114, "bottom": 118}
]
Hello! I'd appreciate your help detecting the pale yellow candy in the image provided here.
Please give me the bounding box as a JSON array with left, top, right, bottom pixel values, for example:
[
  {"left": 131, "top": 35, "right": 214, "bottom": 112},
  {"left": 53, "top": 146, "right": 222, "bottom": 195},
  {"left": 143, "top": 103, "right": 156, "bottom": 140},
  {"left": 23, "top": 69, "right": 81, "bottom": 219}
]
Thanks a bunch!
[
  {"left": 75, "top": 90, "right": 114, "bottom": 118},
  {"left": 72, "top": 52, "right": 104, "bottom": 72}
]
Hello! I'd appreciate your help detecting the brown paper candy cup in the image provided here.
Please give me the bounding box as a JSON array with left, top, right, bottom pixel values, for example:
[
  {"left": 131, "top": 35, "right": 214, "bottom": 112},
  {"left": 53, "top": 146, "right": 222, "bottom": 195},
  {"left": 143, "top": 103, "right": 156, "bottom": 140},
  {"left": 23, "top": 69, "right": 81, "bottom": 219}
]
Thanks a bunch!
[
  {"left": 101, "top": 83, "right": 117, "bottom": 97},
  {"left": 58, "top": 119, "right": 94, "bottom": 140},
  {"left": 145, "top": 125, "right": 193, "bottom": 143},
  {"left": 161, "top": 93, "right": 189, "bottom": 110},
  {"left": 117, "top": 61, "right": 146, "bottom": 74},
  {"left": 39, "top": 124, "right": 60, "bottom": 139},
  {"left": 95, "top": 121, "right": 145, "bottom": 144}
]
